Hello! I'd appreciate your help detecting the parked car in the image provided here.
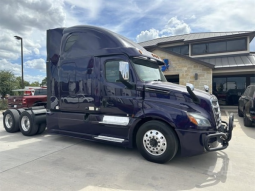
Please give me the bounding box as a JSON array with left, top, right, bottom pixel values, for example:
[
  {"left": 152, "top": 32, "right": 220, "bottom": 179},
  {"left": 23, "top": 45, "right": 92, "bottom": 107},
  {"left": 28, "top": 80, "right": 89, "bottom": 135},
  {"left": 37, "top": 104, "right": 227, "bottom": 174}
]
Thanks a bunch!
[
  {"left": 238, "top": 85, "right": 255, "bottom": 127},
  {"left": 8, "top": 88, "right": 47, "bottom": 109}
]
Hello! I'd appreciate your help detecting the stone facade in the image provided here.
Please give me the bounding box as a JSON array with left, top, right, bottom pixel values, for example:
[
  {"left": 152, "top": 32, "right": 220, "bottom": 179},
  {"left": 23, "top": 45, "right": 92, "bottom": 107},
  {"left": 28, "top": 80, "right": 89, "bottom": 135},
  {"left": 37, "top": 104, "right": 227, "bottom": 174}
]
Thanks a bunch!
[{"left": 153, "top": 49, "right": 213, "bottom": 93}]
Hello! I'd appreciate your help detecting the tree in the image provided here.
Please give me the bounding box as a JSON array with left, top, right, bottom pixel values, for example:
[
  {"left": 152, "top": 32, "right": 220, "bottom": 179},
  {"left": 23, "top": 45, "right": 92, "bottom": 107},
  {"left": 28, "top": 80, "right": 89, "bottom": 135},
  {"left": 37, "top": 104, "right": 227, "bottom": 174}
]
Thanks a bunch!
[
  {"left": 16, "top": 76, "right": 30, "bottom": 88},
  {"left": 30, "top": 81, "right": 40, "bottom": 86},
  {"left": 41, "top": 77, "right": 47, "bottom": 86},
  {"left": 0, "top": 71, "right": 18, "bottom": 98}
]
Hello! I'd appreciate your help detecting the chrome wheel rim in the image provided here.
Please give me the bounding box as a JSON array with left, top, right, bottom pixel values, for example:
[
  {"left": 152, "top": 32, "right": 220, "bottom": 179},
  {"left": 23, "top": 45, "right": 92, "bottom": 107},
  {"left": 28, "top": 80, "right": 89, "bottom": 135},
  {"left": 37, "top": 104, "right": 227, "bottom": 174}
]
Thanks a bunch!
[
  {"left": 143, "top": 130, "right": 167, "bottom": 156},
  {"left": 21, "top": 116, "right": 30, "bottom": 132},
  {"left": 5, "top": 114, "right": 13, "bottom": 129}
]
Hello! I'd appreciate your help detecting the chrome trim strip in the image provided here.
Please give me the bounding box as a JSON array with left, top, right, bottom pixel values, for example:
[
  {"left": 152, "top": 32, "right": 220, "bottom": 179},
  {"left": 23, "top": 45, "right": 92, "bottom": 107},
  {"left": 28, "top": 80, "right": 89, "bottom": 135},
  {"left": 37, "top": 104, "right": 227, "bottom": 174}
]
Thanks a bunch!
[
  {"left": 99, "top": 115, "right": 129, "bottom": 126},
  {"left": 94, "top": 135, "right": 124, "bottom": 143},
  {"left": 210, "top": 96, "right": 222, "bottom": 129}
]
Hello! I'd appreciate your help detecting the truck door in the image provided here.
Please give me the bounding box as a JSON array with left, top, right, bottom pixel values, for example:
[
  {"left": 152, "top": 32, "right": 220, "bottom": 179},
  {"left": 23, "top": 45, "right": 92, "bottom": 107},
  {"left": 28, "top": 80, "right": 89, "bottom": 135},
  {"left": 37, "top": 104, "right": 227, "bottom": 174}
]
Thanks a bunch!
[{"left": 100, "top": 55, "right": 138, "bottom": 117}]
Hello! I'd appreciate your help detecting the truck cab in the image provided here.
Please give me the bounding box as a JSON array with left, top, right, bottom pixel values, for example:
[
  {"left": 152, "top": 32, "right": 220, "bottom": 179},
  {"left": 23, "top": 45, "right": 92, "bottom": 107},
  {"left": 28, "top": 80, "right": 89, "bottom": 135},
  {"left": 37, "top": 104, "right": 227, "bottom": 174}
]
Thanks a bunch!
[{"left": 44, "top": 26, "right": 234, "bottom": 163}]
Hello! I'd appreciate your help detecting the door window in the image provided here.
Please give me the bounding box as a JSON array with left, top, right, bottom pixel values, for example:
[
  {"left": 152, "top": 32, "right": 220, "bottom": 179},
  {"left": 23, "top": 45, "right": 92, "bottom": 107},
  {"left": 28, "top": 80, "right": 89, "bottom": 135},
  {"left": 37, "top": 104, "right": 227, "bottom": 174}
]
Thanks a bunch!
[
  {"left": 105, "top": 60, "right": 132, "bottom": 83},
  {"left": 105, "top": 61, "right": 120, "bottom": 83}
]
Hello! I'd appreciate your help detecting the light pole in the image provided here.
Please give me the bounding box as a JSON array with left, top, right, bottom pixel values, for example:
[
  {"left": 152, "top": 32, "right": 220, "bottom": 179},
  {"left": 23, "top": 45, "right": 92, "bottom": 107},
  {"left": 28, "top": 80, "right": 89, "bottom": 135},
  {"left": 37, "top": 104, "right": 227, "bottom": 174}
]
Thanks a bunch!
[{"left": 14, "top": 35, "right": 24, "bottom": 89}]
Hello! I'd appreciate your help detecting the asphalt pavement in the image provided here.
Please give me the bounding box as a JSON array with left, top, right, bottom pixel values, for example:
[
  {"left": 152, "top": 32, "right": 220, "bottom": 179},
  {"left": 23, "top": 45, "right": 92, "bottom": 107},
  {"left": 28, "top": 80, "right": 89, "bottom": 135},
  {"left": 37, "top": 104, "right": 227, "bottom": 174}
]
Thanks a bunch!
[{"left": 0, "top": 109, "right": 255, "bottom": 191}]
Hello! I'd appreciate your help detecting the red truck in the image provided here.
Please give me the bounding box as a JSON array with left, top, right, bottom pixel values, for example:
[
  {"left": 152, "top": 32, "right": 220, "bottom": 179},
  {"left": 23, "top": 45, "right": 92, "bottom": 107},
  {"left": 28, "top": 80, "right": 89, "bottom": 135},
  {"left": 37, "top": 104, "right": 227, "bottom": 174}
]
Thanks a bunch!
[{"left": 8, "top": 88, "right": 47, "bottom": 109}]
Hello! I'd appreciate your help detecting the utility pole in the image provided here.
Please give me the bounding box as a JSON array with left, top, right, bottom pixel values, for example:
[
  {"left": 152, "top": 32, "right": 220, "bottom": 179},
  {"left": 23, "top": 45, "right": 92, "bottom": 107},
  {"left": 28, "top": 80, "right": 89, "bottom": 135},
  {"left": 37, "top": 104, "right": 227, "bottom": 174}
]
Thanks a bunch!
[{"left": 14, "top": 36, "right": 24, "bottom": 88}]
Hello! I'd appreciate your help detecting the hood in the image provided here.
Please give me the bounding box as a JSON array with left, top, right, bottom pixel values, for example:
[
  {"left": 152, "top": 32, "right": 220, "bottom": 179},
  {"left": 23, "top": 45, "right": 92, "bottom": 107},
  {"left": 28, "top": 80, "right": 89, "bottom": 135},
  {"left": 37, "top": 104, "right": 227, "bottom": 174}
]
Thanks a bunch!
[{"left": 145, "top": 81, "right": 212, "bottom": 101}]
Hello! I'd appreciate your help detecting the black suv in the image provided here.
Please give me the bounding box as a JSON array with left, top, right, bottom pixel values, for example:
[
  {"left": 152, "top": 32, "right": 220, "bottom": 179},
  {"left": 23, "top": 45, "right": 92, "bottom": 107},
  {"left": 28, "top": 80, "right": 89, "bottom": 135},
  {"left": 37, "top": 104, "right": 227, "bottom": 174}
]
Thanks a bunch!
[{"left": 238, "top": 85, "right": 255, "bottom": 127}]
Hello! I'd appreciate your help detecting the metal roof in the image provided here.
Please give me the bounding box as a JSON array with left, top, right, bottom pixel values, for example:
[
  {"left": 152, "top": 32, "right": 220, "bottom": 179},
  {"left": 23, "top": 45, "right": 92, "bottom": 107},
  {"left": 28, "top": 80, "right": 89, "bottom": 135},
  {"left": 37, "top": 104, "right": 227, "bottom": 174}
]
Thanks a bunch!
[
  {"left": 155, "top": 48, "right": 215, "bottom": 68},
  {"left": 139, "top": 31, "right": 255, "bottom": 47},
  {"left": 198, "top": 54, "right": 255, "bottom": 68}
]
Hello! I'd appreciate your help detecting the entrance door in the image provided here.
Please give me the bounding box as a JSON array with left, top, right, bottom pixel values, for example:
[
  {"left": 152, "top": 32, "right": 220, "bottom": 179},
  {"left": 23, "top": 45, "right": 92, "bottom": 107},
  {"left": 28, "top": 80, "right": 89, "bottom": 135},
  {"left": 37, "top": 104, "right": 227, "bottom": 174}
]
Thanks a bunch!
[{"left": 100, "top": 55, "right": 138, "bottom": 117}]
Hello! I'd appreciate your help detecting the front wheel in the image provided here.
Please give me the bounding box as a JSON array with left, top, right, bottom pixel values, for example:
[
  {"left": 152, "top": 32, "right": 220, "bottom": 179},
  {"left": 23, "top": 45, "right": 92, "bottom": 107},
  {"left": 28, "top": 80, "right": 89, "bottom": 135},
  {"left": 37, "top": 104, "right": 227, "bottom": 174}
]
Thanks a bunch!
[{"left": 136, "top": 120, "right": 178, "bottom": 163}]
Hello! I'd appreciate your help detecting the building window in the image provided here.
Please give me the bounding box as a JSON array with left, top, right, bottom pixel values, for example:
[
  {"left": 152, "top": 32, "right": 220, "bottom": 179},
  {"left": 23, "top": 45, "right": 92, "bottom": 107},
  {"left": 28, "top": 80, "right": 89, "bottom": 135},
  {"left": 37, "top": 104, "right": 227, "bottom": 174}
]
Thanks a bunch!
[
  {"left": 213, "top": 76, "right": 247, "bottom": 105},
  {"left": 227, "top": 38, "right": 247, "bottom": 52},
  {"left": 251, "top": 77, "right": 255, "bottom": 85},
  {"left": 191, "top": 38, "right": 247, "bottom": 55},
  {"left": 164, "top": 45, "right": 189, "bottom": 55},
  {"left": 209, "top": 41, "right": 226, "bottom": 53},
  {"left": 192, "top": 44, "right": 207, "bottom": 55}
]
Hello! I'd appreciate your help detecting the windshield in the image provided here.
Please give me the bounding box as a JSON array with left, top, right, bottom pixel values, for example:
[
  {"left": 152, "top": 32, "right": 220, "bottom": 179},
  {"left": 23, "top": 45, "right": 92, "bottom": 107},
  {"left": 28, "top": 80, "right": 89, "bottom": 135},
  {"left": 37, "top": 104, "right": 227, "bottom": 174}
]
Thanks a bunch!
[
  {"left": 132, "top": 58, "right": 167, "bottom": 82},
  {"left": 34, "top": 89, "right": 47, "bottom": 95}
]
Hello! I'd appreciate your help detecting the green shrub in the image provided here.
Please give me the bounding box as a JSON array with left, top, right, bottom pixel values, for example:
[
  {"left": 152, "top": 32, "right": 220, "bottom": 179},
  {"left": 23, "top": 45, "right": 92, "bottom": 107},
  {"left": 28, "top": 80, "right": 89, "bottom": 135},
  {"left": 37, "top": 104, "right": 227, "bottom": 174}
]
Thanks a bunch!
[{"left": 0, "top": 99, "right": 8, "bottom": 110}]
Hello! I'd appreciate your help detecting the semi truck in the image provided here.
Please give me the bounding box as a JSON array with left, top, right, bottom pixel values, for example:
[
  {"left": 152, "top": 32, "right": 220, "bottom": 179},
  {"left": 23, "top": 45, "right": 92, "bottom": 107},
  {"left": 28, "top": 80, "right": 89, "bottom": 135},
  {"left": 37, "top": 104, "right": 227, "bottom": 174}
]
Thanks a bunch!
[{"left": 2, "top": 25, "right": 234, "bottom": 163}]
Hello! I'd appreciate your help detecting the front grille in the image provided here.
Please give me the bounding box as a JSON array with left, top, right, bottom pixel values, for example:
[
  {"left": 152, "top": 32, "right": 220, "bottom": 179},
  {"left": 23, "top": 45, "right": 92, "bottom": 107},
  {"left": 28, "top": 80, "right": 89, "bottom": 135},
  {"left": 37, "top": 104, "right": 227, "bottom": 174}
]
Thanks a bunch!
[{"left": 210, "top": 96, "right": 221, "bottom": 129}]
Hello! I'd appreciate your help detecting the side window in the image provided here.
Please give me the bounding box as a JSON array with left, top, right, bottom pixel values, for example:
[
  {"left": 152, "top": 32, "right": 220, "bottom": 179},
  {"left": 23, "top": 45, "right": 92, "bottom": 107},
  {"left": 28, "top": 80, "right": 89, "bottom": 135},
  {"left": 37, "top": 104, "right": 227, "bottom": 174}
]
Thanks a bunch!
[
  {"left": 105, "top": 60, "right": 121, "bottom": 83},
  {"left": 64, "top": 35, "right": 78, "bottom": 52}
]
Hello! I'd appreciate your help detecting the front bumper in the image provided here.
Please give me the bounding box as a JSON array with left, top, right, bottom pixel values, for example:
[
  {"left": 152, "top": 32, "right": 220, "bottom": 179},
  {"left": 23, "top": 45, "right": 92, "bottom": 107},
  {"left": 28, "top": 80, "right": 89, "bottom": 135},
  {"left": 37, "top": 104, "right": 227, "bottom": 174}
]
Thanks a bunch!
[{"left": 204, "top": 113, "right": 234, "bottom": 152}]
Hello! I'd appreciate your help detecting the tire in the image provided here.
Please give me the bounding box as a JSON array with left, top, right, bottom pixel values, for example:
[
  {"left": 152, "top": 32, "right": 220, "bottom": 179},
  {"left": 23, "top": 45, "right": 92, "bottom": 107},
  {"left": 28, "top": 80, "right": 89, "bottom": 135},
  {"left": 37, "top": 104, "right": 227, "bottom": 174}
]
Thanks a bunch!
[
  {"left": 37, "top": 123, "right": 46, "bottom": 135},
  {"left": 3, "top": 109, "right": 20, "bottom": 133},
  {"left": 19, "top": 111, "right": 38, "bottom": 136},
  {"left": 136, "top": 120, "right": 178, "bottom": 163},
  {"left": 244, "top": 110, "right": 252, "bottom": 127},
  {"left": 238, "top": 107, "right": 243, "bottom": 117}
]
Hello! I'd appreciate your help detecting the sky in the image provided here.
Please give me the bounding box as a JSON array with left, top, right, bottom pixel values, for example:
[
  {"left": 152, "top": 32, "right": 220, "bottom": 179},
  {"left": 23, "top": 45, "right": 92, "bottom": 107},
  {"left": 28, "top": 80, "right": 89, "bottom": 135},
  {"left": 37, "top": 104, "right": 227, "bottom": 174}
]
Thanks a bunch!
[{"left": 0, "top": 0, "right": 255, "bottom": 83}]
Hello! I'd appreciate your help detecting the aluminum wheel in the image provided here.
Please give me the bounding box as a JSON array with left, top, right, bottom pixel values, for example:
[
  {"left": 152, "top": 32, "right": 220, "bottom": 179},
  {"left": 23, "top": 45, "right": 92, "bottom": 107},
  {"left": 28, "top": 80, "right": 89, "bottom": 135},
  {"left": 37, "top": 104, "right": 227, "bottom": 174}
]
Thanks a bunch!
[
  {"left": 21, "top": 116, "right": 30, "bottom": 132},
  {"left": 143, "top": 129, "right": 167, "bottom": 156},
  {"left": 5, "top": 114, "right": 13, "bottom": 129}
]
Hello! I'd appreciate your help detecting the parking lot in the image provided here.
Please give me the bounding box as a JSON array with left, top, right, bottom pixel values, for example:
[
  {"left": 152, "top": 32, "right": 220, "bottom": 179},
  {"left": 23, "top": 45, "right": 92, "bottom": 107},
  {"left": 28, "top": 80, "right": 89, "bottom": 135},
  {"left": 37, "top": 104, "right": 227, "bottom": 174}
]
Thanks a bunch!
[{"left": 0, "top": 108, "right": 255, "bottom": 191}]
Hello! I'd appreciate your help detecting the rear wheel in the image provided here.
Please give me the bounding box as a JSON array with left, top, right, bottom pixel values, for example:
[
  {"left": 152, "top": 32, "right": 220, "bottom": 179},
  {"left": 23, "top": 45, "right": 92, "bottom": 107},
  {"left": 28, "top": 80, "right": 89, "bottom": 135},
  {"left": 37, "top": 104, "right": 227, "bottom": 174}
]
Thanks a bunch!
[
  {"left": 3, "top": 109, "right": 20, "bottom": 133},
  {"left": 19, "top": 111, "right": 38, "bottom": 136},
  {"left": 136, "top": 120, "right": 178, "bottom": 163},
  {"left": 244, "top": 110, "right": 252, "bottom": 127},
  {"left": 37, "top": 123, "right": 46, "bottom": 134}
]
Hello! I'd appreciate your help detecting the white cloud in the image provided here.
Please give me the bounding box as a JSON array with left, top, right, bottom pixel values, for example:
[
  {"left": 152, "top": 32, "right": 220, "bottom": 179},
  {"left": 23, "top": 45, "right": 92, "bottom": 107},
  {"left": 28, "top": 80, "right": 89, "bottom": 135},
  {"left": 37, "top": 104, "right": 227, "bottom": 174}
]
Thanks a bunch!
[
  {"left": 136, "top": 17, "right": 191, "bottom": 42},
  {"left": 0, "top": 59, "right": 45, "bottom": 83},
  {"left": 25, "top": 74, "right": 46, "bottom": 83},
  {"left": 0, "top": 59, "right": 21, "bottom": 76},
  {"left": 24, "top": 58, "right": 46, "bottom": 72},
  {"left": 190, "top": 15, "right": 196, "bottom": 19},
  {"left": 136, "top": 29, "right": 160, "bottom": 43},
  {"left": 64, "top": 0, "right": 103, "bottom": 19},
  {"left": 33, "top": 48, "right": 40, "bottom": 55},
  {"left": 161, "top": 17, "right": 191, "bottom": 36},
  {"left": 0, "top": 0, "right": 65, "bottom": 60},
  {"left": 0, "top": 0, "right": 65, "bottom": 35},
  {"left": 170, "top": 0, "right": 255, "bottom": 32}
]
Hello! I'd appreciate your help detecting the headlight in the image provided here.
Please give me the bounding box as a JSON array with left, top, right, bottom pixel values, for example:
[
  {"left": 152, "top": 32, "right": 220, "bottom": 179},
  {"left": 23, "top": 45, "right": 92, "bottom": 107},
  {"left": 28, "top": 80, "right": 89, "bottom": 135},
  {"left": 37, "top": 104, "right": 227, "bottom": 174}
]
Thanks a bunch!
[{"left": 188, "top": 113, "right": 211, "bottom": 127}]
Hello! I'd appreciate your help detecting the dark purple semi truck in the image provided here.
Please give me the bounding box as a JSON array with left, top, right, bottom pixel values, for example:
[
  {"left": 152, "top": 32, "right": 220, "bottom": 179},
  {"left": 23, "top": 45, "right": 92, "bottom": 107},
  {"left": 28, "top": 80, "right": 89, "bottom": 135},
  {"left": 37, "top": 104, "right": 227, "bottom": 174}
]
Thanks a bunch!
[{"left": 3, "top": 26, "right": 234, "bottom": 163}]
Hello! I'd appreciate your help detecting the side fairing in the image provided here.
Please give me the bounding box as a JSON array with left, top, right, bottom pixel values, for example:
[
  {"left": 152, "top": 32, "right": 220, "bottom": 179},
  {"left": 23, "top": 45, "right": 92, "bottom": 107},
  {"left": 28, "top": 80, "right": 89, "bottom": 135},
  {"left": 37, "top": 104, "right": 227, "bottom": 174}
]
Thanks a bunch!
[{"left": 46, "top": 28, "right": 64, "bottom": 110}]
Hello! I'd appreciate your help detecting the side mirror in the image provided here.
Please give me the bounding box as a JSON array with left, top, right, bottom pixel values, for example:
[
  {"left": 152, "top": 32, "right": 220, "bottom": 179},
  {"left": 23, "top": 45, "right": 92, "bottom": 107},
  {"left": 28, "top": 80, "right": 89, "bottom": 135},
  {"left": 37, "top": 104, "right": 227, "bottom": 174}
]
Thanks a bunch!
[
  {"left": 119, "top": 61, "right": 129, "bottom": 81},
  {"left": 204, "top": 85, "right": 209, "bottom": 92},
  {"left": 118, "top": 61, "right": 133, "bottom": 89},
  {"left": 186, "top": 83, "right": 194, "bottom": 91}
]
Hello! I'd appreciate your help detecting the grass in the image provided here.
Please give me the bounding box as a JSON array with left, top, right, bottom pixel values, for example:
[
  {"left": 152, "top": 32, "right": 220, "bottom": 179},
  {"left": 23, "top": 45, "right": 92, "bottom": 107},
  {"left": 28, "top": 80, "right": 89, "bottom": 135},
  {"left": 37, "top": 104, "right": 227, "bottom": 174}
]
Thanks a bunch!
[{"left": 0, "top": 99, "right": 8, "bottom": 110}]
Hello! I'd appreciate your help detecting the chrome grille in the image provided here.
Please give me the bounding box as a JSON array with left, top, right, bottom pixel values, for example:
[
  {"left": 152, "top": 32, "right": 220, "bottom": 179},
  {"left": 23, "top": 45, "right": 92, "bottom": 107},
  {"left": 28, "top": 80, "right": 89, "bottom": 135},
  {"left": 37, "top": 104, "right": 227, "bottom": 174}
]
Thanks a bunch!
[{"left": 210, "top": 96, "right": 221, "bottom": 129}]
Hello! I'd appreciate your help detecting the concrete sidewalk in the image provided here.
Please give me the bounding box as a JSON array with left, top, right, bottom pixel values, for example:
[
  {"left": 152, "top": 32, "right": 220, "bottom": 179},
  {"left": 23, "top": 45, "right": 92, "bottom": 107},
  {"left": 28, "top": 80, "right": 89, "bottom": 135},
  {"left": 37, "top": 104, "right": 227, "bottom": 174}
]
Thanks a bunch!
[{"left": 0, "top": 110, "right": 255, "bottom": 191}]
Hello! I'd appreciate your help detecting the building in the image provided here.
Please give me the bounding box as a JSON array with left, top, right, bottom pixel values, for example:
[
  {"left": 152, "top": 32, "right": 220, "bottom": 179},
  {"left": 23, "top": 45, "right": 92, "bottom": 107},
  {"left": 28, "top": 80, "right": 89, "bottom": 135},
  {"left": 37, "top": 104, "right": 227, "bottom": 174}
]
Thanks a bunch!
[{"left": 139, "top": 31, "right": 255, "bottom": 105}]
